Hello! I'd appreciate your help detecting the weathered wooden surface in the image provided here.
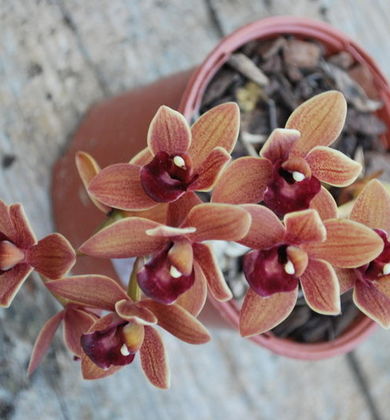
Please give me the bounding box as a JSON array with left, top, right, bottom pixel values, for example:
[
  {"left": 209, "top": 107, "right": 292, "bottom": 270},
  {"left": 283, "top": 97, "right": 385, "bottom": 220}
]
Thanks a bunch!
[{"left": 1, "top": 1, "right": 390, "bottom": 419}]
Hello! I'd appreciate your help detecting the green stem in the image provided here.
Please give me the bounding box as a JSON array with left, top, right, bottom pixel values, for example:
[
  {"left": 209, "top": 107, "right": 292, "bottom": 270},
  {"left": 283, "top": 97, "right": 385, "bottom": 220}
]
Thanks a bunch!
[{"left": 127, "top": 257, "right": 144, "bottom": 302}]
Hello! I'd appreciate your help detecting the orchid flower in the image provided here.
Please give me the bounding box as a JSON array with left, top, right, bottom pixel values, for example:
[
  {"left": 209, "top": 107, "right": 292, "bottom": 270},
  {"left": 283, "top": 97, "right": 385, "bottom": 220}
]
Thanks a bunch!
[
  {"left": 46, "top": 275, "right": 210, "bottom": 387},
  {"left": 334, "top": 180, "right": 390, "bottom": 328},
  {"left": 86, "top": 103, "right": 239, "bottom": 211},
  {"left": 238, "top": 195, "right": 384, "bottom": 337},
  {"left": 27, "top": 304, "right": 98, "bottom": 375},
  {"left": 212, "top": 91, "right": 361, "bottom": 217},
  {"left": 78, "top": 199, "right": 251, "bottom": 310},
  {"left": 0, "top": 201, "right": 76, "bottom": 307}
]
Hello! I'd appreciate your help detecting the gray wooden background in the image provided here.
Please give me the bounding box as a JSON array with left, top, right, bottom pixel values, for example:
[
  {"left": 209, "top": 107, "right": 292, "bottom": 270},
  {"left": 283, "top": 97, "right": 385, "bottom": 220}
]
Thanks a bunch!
[{"left": 1, "top": 1, "right": 390, "bottom": 419}]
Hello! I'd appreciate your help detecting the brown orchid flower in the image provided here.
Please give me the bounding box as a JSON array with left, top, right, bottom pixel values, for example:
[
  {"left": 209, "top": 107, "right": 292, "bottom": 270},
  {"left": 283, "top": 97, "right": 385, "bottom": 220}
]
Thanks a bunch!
[
  {"left": 0, "top": 200, "right": 76, "bottom": 307},
  {"left": 78, "top": 200, "right": 251, "bottom": 310},
  {"left": 335, "top": 180, "right": 390, "bottom": 328},
  {"left": 212, "top": 91, "right": 361, "bottom": 217},
  {"left": 85, "top": 103, "right": 239, "bottom": 211},
  {"left": 46, "top": 275, "right": 210, "bottom": 388},
  {"left": 238, "top": 191, "right": 384, "bottom": 337}
]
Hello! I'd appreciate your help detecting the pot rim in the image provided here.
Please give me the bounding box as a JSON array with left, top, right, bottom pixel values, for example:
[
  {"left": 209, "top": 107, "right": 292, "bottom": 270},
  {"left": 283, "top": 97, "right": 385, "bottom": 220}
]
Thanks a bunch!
[{"left": 178, "top": 15, "right": 390, "bottom": 359}]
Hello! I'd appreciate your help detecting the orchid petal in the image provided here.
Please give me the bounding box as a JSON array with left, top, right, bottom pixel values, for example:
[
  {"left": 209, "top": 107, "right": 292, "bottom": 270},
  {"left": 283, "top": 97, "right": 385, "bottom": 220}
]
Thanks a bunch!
[
  {"left": 0, "top": 264, "right": 33, "bottom": 307},
  {"left": 63, "top": 308, "right": 97, "bottom": 357},
  {"left": 287, "top": 91, "right": 347, "bottom": 155},
  {"left": 309, "top": 186, "right": 338, "bottom": 220},
  {"left": 27, "top": 233, "right": 76, "bottom": 279},
  {"left": 183, "top": 203, "right": 251, "bottom": 242},
  {"left": 167, "top": 191, "right": 203, "bottom": 227},
  {"left": 189, "top": 147, "right": 231, "bottom": 191},
  {"left": 193, "top": 243, "right": 232, "bottom": 301},
  {"left": 129, "top": 147, "right": 153, "bottom": 166},
  {"left": 75, "top": 151, "right": 111, "bottom": 213},
  {"left": 124, "top": 203, "right": 168, "bottom": 225},
  {"left": 140, "top": 326, "right": 170, "bottom": 389},
  {"left": 281, "top": 156, "right": 312, "bottom": 178},
  {"left": 238, "top": 204, "right": 285, "bottom": 249},
  {"left": 27, "top": 310, "right": 64, "bottom": 375},
  {"left": 239, "top": 288, "right": 298, "bottom": 337},
  {"left": 303, "top": 219, "right": 384, "bottom": 268},
  {"left": 147, "top": 106, "right": 191, "bottom": 155},
  {"left": 335, "top": 268, "right": 357, "bottom": 294},
  {"left": 211, "top": 157, "right": 272, "bottom": 204},
  {"left": 79, "top": 217, "right": 166, "bottom": 258},
  {"left": 189, "top": 102, "right": 239, "bottom": 169},
  {"left": 115, "top": 300, "right": 158, "bottom": 325},
  {"left": 46, "top": 275, "right": 128, "bottom": 310},
  {"left": 9, "top": 204, "right": 36, "bottom": 248},
  {"left": 260, "top": 128, "right": 300, "bottom": 162},
  {"left": 88, "top": 163, "right": 157, "bottom": 211},
  {"left": 353, "top": 280, "right": 390, "bottom": 328},
  {"left": 306, "top": 146, "right": 361, "bottom": 187},
  {"left": 300, "top": 259, "right": 341, "bottom": 315},
  {"left": 168, "top": 239, "right": 193, "bottom": 276},
  {"left": 0, "top": 200, "right": 16, "bottom": 241},
  {"left": 140, "top": 300, "right": 211, "bottom": 344},
  {"left": 350, "top": 180, "right": 390, "bottom": 232},
  {"left": 284, "top": 209, "right": 326, "bottom": 245},
  {"left": 81, "top": 350, "right": 122, "bottom": 380},
  {"left": 176, "top": 262, "right": 207, "bottom": 316}
]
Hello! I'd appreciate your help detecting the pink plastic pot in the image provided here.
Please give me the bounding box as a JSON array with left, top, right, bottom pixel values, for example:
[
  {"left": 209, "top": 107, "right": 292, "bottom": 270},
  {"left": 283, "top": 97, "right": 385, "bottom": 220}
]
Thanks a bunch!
[{"left": 53, "top": 16, "right": 390, "bottom": 360}]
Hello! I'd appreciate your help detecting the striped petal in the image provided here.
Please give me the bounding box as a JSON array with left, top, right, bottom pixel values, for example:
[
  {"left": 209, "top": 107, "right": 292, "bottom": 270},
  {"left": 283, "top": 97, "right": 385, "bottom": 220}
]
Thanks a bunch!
[
  {"left": 287, "top": 91, "right": 347, "bottom": 155},
  {"left": 211, "top": 157, "right": 272, "bottom": 204},
  {"left": 300, "top": 259, "right": 341, "bottom": 315},
  {"left": 147, "top": 106, "right": 191, "bottom": 155},
  {"left": 176, "top": 262, "right": 208, "bottom": 316},
  {"left": 9, "top": 204, "right": 36, "bottom": 248},
  {"left": 189, "top": 102, "right": 239, "bottom": 169},
  {"left": 374, "top": 275, "right": 390, "bottom": 300},
  {"left": 140, "top": 326, "right": 170, "bottom": 389},
  {"left": 88, "top": 163, "right": 157, "bottom": 211},
  {"left": 309, "top": 186, "right": 338, "bottom": 220},
  {"left": 189, "top": 147, "right": 231, "bottom": 191},
  {"left": 75, "top": 151, "right": 110, "bottom": 213},
  {"left": 63, "top": 308, "right": 97, "bottom": 357},
  {"left": 46, "top": 275, "right": 128, "bottom": 310},
  {"left": 0, "top": 264, "right": 33, "bottom": 308},
  {"left": 260, "top": 128, "right": 300, "bottom": 162},
  {"left": 353, "top": 280, "right": 390, "bottom": 328},
  {"left": 81, "top": 350, "right": 122, "bottom": 380},
  {"left": 350, "top": 180, "right": 390, "bottom": 232},
  {"left": 27, "top": 310, "right": 64, "bottom": 375},
  {"left": 140, "top": 300, "right": 211, "bottom": 344},
  {"left": 27, "top": 233, "right": 76, "bottom": 279},
  {"left": 79, "top": 217, "right": 166, "bottom": 258},
  {"left": 167, "top": 191, "right": 203, "bottom": 227},
  {"left": 193, "top": 243, "right": 232, "bottom": 302},
  {"left": 238, "top": 204, "right": 285, "bottom": 249},
  {"left": 303, "top": 219, "right": 384, "bottom": 268},
  {"left": 306, "top": 146, "right": 361, "bottom": 187},
  {"left": 239, "top": 287, "right": 298, "bottom": 337},
  {"left": 284, "top": 209, "right": 326, "bottom": 245},
  {"left": 335, "top": 268, "right": 357, "bottom": 294},
  {"left": 183, "top": 203, "right": 251, "bottom": 242}
]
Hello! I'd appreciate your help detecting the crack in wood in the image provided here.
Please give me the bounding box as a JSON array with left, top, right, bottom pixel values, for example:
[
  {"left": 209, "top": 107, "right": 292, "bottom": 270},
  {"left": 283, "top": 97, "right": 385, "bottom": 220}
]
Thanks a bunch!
[{"left": 205, "top": 0, "right": 226, "bottom": 38}]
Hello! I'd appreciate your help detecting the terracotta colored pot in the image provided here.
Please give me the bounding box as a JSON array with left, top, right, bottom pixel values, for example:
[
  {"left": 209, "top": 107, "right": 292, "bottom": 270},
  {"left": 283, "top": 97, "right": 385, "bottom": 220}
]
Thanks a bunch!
[{"left": 52, "top": 16, "right": 390, "bottom": 360}]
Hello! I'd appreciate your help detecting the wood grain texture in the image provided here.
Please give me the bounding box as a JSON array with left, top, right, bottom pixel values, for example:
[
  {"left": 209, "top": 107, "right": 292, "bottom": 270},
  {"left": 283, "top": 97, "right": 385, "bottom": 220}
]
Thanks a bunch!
[{"left": 1, "top": 0, "right": 390, "bottom": 419}]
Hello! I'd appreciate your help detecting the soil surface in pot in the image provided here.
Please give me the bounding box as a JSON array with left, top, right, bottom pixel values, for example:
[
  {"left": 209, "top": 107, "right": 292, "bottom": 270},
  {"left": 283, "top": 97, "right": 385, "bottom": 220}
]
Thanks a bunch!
[{"left": 199, "top": 35, "right": 389, "bottom": 343}]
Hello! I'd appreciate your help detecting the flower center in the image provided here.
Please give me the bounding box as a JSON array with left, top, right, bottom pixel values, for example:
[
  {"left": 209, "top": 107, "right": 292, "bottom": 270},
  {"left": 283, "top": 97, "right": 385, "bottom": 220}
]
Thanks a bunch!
[
  {"left": 263, "top": 163, "right": 321, "bottom": 217},
  {"left": 140, "top": 151, "right": 197, "bottom": 202},
  {"left": 0, "top": 240, "right": 25, "bottom": 271},
  {"left": 137, "top": 244, "right": 195, "bottom": 304},
  {"left": 243, "top": 244, "right": 299, "bottom": 297}
]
